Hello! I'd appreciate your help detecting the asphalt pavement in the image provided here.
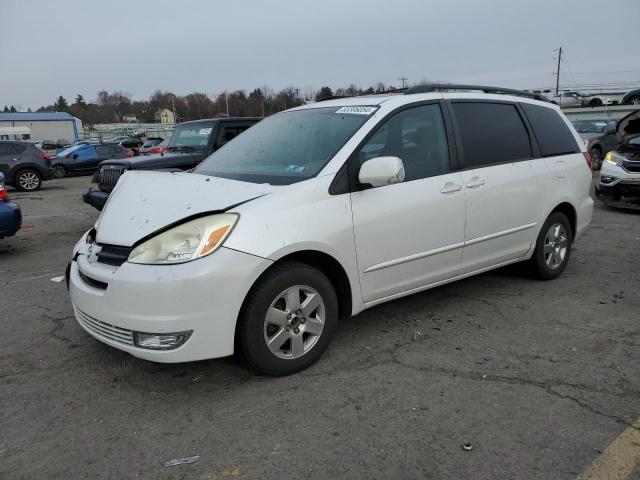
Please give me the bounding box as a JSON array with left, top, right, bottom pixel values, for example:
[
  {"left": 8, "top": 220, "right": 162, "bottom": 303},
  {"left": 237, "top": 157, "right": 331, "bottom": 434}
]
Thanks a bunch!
[{"left": 1, "top": 175, "right": 639, "bottom": 480}]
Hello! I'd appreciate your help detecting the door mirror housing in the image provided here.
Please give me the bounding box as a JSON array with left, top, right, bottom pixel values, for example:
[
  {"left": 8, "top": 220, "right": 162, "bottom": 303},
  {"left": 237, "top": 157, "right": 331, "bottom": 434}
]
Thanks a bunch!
[{"left": 358, "top": 156, "right": 405, "bottom": 188}]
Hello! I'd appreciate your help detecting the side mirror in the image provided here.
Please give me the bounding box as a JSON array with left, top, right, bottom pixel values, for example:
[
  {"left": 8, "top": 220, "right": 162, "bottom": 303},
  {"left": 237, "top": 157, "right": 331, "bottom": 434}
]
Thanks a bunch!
[
  {"left": 72, "top": 154, "right": 79, "bottom": 159},
  {"left": 358, "top": 156, "right": 405, "bottom": 188}
]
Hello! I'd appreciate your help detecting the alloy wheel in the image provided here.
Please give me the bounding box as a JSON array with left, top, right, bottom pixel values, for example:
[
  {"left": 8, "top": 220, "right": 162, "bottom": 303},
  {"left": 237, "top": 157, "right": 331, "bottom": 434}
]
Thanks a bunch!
[
  {"left": 543, "top": 223, "right": 568, "bottom": 269},
  {"left": 263, "top": 285, "right": 325, "bottom": 360},
  {"left": 18, "top": 171, "right": 40, "bottom": 191}
]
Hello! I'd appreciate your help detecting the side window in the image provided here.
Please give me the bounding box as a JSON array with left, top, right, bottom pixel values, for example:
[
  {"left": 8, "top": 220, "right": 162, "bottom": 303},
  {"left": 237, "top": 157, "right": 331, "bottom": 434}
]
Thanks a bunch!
[
  {"left": 0, "top": 144, "right": 14, "bottom": 155},
  {"left": 217, "top": 126, "right": 247, "bottom": 147},
  {"left": 451, "top": 102, "right": 532, "bottom": 168},
  {"left": 11, "top": 144, "right": 27, "bottom": 154},
  {"left": 356, "top": 104, "right": 450, "bottom": 182},
  {"left": 95, "top": 146, "right": 109, "bottom": 156},
  {"left": 520, "top": 103, "right": 580, "bottom": 157}
]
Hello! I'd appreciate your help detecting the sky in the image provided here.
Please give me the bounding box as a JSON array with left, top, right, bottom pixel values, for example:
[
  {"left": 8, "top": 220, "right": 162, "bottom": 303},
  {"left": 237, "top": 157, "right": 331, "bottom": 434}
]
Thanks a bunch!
[{"left": 1, "top": 0, "right": 639, "bottom": 110}]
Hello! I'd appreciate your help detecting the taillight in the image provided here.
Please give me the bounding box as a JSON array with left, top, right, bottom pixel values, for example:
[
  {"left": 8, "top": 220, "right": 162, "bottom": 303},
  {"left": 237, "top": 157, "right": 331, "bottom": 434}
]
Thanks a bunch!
[
  {"left": 0, "top": 186, "right": 8, "bottom": 201},
  {"left": 583, "top": 152, "right": 593, "bottom": 171},
  {"left": 126, "top": 150, "right": 133, "bottom": 157},
  {"left": 36, "top": 153, "right": 51, "bottom": 160}
]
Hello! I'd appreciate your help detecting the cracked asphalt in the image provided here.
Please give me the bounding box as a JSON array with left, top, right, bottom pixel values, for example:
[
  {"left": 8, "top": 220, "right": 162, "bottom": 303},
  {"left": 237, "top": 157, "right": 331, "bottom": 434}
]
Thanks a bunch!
[{"left": 1, "top": 175, "right": 639, "bottom": 480}]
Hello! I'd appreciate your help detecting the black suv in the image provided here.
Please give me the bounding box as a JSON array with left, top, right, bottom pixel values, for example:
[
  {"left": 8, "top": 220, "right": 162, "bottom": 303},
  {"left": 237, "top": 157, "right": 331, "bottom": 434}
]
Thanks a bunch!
[
  {"left": 83, "top": 117, "right": 260, "bottom": 210},
  {"left": 0, "top": 141, "right": 53, "bottom": 191}
]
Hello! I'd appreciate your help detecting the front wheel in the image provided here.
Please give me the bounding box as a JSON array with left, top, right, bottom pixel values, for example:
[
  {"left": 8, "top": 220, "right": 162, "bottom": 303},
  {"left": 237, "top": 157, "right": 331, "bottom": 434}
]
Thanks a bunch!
[
  {"left": 236, "top": 262, "right": 338, "bottom": 376},
  {"left": 15, "top": 169, "right": 42, "bottom": 191},
  {"left": 529, "top": 212, "right": 573, "bottom": 280}
]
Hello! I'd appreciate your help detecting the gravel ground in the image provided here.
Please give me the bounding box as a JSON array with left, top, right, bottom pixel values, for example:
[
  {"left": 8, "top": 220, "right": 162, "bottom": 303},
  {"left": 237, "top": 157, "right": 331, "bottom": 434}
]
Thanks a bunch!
[{"left": 1, "top": 175, "right": 638, "bottom": 479}]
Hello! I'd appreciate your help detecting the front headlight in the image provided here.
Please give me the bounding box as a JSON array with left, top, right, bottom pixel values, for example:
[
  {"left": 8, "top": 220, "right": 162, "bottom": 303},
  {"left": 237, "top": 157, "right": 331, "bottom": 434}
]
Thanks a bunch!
[
  {"left": 128, "top": 213, "right": 238, "bottom": 265},
  {"left": 604, "top": 152, "right": 624, "bottom": 166}
]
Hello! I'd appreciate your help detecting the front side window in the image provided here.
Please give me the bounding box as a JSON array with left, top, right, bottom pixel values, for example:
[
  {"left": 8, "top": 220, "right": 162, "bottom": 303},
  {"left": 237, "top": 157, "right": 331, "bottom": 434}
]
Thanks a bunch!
[
  {"left": 452, "top": 102, "right": 532, "bottom": 168},
  {"left": 355, "top": 103, "right": 450, "bottom": 182},
  {"left": 195, "top": 107, "right": 374, "bottom": 185}
]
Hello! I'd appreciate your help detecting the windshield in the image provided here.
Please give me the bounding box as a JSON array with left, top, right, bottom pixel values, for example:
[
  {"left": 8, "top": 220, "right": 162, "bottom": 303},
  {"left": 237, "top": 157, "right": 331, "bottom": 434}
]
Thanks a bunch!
[
  {"left": 573, "top": 120, "right": 607, "bottom": 134},
  {"left": 56, "top": 144, "right": 85, "bottom": 157},
  {"left": 168, "top": 122, "right": 215, "bottom": 151},
  {"left": 195, "top": 106, "right": 376, "bottom": 185}
]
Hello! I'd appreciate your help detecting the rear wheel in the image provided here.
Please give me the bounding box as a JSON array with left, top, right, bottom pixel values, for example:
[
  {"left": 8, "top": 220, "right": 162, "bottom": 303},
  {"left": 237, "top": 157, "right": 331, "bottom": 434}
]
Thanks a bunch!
[
  {"left": 589, "top": 98, "right": 603, "bottom": 107},
  {"left": 236, "top": 262, "right": 338, "bottom": 376},
  {"left": 589, "top": 148, "right": 603, "bottom": 170},
  {"left": 50, "top": 164, "right": 67, "bottom": 178},
  {"left": 15, "top": 169, "right": 42, "bottom": 191},
  {"left": 529, "top": 212, "right": 572, "bottom": 280}
]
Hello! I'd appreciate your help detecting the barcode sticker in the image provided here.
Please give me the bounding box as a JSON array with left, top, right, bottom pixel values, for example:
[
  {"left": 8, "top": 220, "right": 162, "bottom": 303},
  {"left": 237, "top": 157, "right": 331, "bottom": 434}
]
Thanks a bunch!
[{"left": 335, "top": 106, "right": 377, "bottom": 115}]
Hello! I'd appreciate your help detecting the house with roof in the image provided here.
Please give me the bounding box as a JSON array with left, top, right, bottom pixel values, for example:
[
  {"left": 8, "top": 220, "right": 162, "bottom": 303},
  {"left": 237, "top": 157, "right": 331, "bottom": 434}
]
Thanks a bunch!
[{"left": 0, "top": 112, "right": 83, "bottom": 142}]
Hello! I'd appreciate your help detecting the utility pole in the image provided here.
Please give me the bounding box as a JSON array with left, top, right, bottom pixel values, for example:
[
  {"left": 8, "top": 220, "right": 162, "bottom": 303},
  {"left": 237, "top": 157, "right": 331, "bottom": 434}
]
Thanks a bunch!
[
  {"left": 294, "top": 88, "right": 301, "bottom": 100},
  {"left": 398, "top": 76, "right": 408, "bottom": 89},
  {"left": 224, "top": 93, "right": 229, "bottom": 117},
  {"left": 171, "top": 96, "right": 177, "bottom": 123},
  {"left": 554, "top": 47, "right": 563, "bottom": 95}
]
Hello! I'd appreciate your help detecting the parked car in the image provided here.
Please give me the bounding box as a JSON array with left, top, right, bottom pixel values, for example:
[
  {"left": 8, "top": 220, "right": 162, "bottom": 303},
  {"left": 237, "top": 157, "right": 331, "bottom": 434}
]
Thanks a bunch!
[
  {"left": 572, "top": 118, "right": 619, "bottom": 170},
  {"left": 68, "top": 84, "right": 593, "bottom": 376},
  {"left": 118, "top": 137, "right": 144, "bottom": 155},
  {"left": 50, "top": 143, "right": 131, "bottom": 178},
  {"left": 146, "top": 138, "right": 168, "bottom": 155},
  {"left": 595, "top": 110, "right": 640, "bottom": 204},
  {"left": 582, "top": 92, "right": 624, "bottom": 107},
  {"left": 550, "top": 91, "right": 587, "bottom": 108},
  {"left": 622, "top": 89, "right": 640, "bottom": 106},
  {"left": 83, "top": 117, "right": 260, "bottom": 210},
  {"left": 138, "top": 137, "right": 164, "bottom": 154},
  {"left": 0, "top": 140, "right": 52, "bottom": 191},
  {"left": 0, "top": 172, "right": 21, "bottom": 239},
  {"left": 41, "top": 140, "right": 57, "bottom": 150}
]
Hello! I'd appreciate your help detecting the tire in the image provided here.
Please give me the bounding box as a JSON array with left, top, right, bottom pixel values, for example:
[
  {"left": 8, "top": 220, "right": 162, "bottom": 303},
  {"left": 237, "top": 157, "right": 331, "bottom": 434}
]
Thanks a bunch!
[
  {"left": 589, "top": 98, "right": 603, "bottom": 107},
  {"left": 15, "top": 168, "right": 42, "bottom": 191},
  {"left": 236, "top": 261, "right": 339, "bottom": 376},
  {"left": 529, "top": 212, "right": 573, "bottom": 280},
  {"left": 50, "top": 164, "right": 67, "bottom": 179},
  {"left": 589, "top": 148, "right": 603, "bottom": 170}
]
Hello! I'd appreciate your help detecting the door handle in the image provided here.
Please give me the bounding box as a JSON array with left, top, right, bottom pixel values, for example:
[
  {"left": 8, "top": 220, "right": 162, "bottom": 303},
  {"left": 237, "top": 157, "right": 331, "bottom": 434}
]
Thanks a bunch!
[
  {"left": 466, "top": 177, "right": 485, "bottom": 188},
  {"left": 440, "top": 182, "right": 462, "bottom": 194}
]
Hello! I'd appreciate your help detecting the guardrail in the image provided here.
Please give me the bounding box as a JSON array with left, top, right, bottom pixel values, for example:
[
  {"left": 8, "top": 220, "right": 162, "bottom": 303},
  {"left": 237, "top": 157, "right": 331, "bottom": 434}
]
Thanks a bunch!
[{"left": 562, "top": 105, "right": 638, "bottom": 121}]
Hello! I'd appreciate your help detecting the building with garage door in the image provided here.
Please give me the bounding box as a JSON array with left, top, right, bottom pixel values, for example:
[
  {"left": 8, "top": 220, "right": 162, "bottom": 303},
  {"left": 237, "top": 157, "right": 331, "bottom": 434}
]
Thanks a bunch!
[{"left": 0, "top": 112, "right": 83, "bottom": 142}]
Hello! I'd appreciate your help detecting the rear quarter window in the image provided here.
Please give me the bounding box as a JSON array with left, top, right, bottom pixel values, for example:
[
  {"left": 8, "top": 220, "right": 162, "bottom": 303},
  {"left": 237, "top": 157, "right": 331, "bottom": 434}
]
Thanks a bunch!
[
  {"left": 12, "top": 144, "right": 27, "bottom": 154},
  {"left": 520, "top": 103, "right": 580, "bottom": 157}
]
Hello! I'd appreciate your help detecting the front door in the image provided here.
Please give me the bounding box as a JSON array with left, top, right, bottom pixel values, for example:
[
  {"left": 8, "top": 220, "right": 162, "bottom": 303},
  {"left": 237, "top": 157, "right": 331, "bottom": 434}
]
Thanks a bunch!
[{"left": 350, "top": 103, "right": 466, "bottom": 303}]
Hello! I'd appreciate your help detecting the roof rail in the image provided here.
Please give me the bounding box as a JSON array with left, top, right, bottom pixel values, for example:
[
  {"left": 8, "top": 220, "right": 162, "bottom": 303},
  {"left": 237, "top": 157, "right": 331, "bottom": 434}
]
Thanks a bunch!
[
  {"left": 404, "top": 83, "right": 548, "bottom": 101},
  {"left": 315, "top": 95, "right": 346, "bottom": 102}
]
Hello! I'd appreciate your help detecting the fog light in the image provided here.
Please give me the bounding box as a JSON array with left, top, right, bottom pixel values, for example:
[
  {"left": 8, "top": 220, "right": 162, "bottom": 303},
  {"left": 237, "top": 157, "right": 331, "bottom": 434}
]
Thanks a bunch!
[
  {"left": 600, "top": 175, "right": 617, "bottom": 184},
  {"left": 133, "top": 331, "right": 193, "bottom": 350}
]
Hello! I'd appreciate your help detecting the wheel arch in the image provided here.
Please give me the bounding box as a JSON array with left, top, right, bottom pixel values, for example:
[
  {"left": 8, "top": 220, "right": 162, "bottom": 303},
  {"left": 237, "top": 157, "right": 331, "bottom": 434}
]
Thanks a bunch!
[
  {"left": 549, "top": 202, "right": 577, "bottom": 238},
  {"left": 11, "top": 165, "right": 44, "bottom": 185}
]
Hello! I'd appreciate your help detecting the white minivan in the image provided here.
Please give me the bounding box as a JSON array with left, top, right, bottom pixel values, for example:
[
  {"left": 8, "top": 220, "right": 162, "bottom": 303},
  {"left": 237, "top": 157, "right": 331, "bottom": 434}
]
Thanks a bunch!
[{"left": 68, "top": 85, "right": 593, "bottom": 375}]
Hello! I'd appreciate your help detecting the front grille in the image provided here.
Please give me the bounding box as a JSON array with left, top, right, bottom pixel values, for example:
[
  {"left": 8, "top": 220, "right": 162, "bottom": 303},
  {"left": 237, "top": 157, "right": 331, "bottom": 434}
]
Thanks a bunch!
[
  {"left": 98, "top": 164, "right": 126, "bottom": 193},
  {"left": 96, "top": 244, "right": 132, "bottom": 266},
  {"left": 73, "top": 306, "right": 134, "bottom": 346},
  {"left": 622, "top": 160, "right": 640, "bottom": 173}
]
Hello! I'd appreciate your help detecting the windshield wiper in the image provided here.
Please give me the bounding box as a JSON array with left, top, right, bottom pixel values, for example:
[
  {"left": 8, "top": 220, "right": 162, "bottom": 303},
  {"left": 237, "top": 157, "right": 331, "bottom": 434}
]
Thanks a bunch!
[{"left": 167, "top": 146, "right": 196, "bottom": 152}]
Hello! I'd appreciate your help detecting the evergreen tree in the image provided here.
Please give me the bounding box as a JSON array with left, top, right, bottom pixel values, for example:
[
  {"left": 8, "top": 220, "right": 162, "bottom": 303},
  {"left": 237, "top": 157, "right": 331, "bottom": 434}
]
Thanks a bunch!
[
  {"left": 54, "top": 95, "right": 69, "bottom": 112},
  {"left": 9, "top": 105, "right": 17, "bottom": 112},
  {"left": 2, "top": 106, "right": 8, "bottom": 112},
  {"left": 74, "top": 94, "right": 86, "bottom": 106},
  {"left": 315, "top": 86, "right": 333, "bottom": 101}
]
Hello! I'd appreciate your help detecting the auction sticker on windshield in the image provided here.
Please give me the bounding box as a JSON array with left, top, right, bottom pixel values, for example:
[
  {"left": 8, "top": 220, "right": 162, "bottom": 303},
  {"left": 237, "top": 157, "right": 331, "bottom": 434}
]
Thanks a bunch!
[{"left": 335, "top": 106, "right": 377, "bottom": 115}]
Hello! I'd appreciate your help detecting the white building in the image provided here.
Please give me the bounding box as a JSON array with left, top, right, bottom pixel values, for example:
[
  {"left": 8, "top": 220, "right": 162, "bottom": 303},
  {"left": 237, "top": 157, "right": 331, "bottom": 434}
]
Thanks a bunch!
[
  {"left": 154, "top": 108, "right": 175, "bottom": 124},
  {"left": 0, "top": 112, "right": 83, "bottom": 142}
]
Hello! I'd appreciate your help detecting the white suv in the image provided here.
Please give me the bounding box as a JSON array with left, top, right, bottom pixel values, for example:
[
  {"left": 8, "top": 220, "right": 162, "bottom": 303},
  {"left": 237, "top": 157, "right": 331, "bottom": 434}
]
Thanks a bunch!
[{"left": 68, "top": 85, "right": 593, "bottom": 375}]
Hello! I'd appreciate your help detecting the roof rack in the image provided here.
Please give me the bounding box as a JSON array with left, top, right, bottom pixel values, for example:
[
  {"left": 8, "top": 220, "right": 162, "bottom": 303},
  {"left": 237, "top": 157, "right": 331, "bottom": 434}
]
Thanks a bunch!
[
  {"left": 315, "top": 95, "right": 346, "bottom": 102},
  {"left": 404, "top": 83, "right": 548, "bottom": 101}
]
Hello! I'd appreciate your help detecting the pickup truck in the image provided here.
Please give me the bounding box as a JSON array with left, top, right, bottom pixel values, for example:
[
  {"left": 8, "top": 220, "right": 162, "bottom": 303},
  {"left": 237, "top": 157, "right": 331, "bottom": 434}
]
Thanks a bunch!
[{"left": 83, "top": 117, "right": 260, "bottom": 210}]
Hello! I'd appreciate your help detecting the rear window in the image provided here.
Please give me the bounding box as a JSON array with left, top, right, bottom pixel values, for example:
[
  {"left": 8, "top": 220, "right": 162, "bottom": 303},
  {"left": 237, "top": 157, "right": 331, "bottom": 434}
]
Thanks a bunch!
[
  {"left": 452, "top": 102, "right": 532, "bottom": 168},
  {"left": 521, "top": 103, "right": 580, "bottom": 157}
]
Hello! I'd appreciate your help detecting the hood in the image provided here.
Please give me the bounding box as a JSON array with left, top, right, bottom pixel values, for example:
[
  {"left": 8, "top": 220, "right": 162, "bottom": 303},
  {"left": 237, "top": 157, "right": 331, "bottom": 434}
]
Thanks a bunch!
[
  {"left": 617, "top": 110, "right": 640, "bottom": 144},
  {"left": 95, "top": 171, "right": 276, "bottom": 246},
  {"left": 100, "top": 151, "right": 197, "bottom": 169}
]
